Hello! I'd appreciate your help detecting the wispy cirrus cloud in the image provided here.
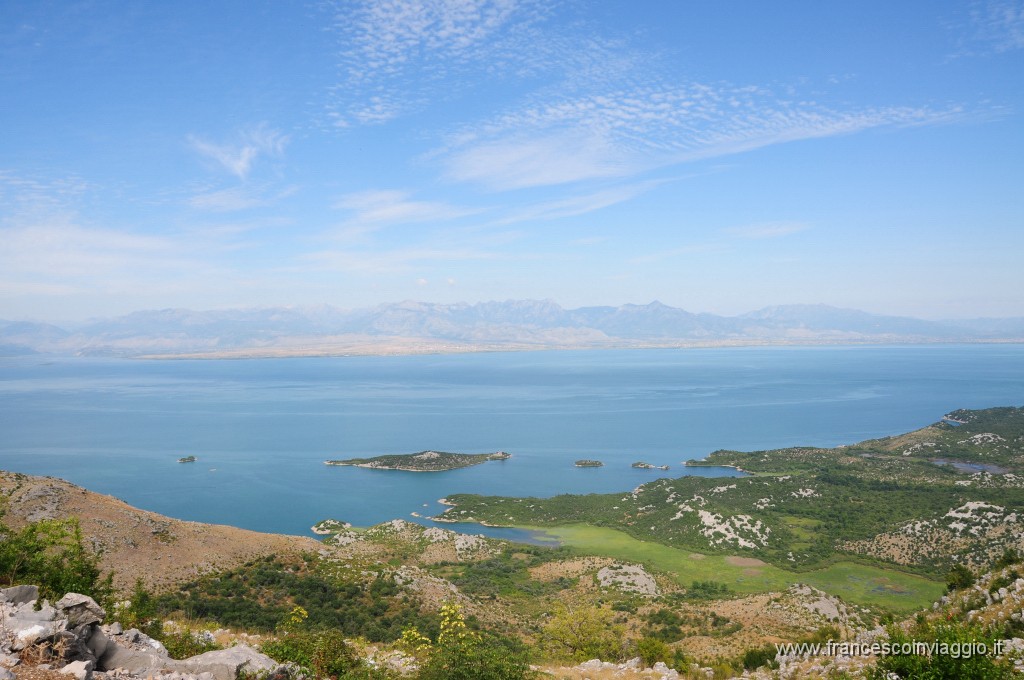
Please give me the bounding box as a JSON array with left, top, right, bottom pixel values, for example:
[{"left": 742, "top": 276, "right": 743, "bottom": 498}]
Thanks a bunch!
[
  {"left": 188, "top": 185, "right": 298, "bottom": 213},
  {"left": 437, "top": 82, "right": 968, "bottom": 190},
  {"left": 188, "top": 124, "right": 289, "bottom": 179},
  {"left": 337, "top": 0, "right": 537, "bottom": 79},
  {"left": 0, "top": 171, "right": 92, "bottom": 217},
  {"left": 324, "top": 0, "right": 552, "bottom": 126},
  {"left": 333, "top": 189, "right": 479, "bottom": 230},
  {"left": 494, "top": 181, "right": 662, "bottom": 225},
  {"left": 968, "top": 0, "right": 1024, "bottom": 52}
]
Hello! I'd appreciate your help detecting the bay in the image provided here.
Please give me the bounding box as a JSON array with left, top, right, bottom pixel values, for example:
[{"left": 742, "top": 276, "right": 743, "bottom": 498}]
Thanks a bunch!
[{"left": 1, "top": 344, "right": 1022, "bottom": 538}]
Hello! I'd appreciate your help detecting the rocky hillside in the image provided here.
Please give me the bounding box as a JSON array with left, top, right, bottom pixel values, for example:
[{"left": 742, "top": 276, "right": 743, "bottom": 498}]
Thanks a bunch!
[
  {"left": 0, "top": 472, "right": 320, "bottom": 591},
  {"left": 0, "top": 584, "right": 285, "bottom": 680},
  {"left": 441, "top": 406, "right": 1024, "bottom": 576},
  {"left": 5, "top": 467, "right": 1024, "bottom": 678}
]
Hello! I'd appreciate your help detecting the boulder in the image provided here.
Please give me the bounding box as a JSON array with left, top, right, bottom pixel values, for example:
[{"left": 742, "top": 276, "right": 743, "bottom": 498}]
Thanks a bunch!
[
  {"left": 4, "top": 601, "right": 66, "bottom": 650},
  {"left": 0, "top": 585, "right": 39, "bottom": 606},
  {"left": 55, "top": 594, "right": 105, "bottom": 627},
  {"left": 62, "top": 625, "right": 100, "bottom": 665},
  {"left": 178, "top": 645, "right": 280, "bottom": 680},
  {"left": 59, "top": 660, "right": 94, "bottom": 680},
  {"left": 98, "top": 645, "right": 171, "bottom": 676},
  {"left": 85, "top": 628, "right": 111, "bottom": 660},
  {"left": 0, "top": 669, "right": 14, "bottom": 680}
]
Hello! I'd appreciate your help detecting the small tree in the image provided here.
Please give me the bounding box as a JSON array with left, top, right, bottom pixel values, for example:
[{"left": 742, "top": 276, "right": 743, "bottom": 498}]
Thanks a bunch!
[
  {"left": 404, "top": 603, "right": 531, "bottom": 680},
  {"left": 540, "top": 603, "right": 626, "bottom": 663},
  {"left": 635, "top": 636, "right": 671, "bottom": 667},
  {"left": 0, "top": 505, "right": 112, "bottom": 605},
  {"left": 994, "top": 547, "right": 1020, "bottom": 569},
  {"left": 946, "top": 564, "right": 975, "bottom": 592}
]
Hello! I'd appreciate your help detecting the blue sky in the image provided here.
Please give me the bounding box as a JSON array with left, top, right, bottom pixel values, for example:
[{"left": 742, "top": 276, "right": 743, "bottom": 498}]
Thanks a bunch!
[{"left": 1, "top": 0, "right": 1022, "bottom": 321}]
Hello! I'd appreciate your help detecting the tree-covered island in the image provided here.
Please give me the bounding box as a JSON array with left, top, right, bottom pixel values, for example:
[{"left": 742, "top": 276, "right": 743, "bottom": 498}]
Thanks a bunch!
[{"left": 324, "top": 450, "right": 510, "bottom": 472}]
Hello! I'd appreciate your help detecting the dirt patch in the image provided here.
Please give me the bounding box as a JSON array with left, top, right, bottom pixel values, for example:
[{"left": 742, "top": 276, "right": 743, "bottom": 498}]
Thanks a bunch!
[
  {"left": 529, "top": 556, "right": 613, "bottom": 582},
  {"left": 725, "top": 555, "right": 767, "bottom": 567},
  {"left": 0, "top": 470, "right": 321, "bottom": 591},
  {"left": 688, "top": 553, "right": 706, "bottom": 560}
]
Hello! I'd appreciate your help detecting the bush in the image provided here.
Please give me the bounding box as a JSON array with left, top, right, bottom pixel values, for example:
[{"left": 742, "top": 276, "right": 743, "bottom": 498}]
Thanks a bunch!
[
  {"left": 0, "top": 507, "right": 113, "bottom": 605},
  {"left": 869, "top": 620, "right": 1015, "bottom": 679},
  {"left": 946, "top": 564, "right": 975, "bottom": 592},
  {"left": 405, "top": 603, "right": 532, "bottom": 680},
  {"left": 635, "top": 636, "right": 671, "bottom": 667},
  {"left": 993, "top": 548, "right": 1020, "bottom": 569},
  {"left": 741, "top": 644, "right": 778, "bottom": 670},
  {"left": 540, "top": 603, "right": 625, "bottom": 662},
  {"left": 161, "top": 629, "right": 221, "bottom": 660},
  {"left": 262, "top": 629, "right": 361, "bottom": 679}
]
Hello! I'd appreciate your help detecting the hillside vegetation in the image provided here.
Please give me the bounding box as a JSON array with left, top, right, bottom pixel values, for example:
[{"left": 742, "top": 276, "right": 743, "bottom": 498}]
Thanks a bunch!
[
  {"left": 439, "top": 407, "right": 1024, "bottom": 577},
  {"left": 4, "top": 406, "right": 1024, "bottom": 678}
]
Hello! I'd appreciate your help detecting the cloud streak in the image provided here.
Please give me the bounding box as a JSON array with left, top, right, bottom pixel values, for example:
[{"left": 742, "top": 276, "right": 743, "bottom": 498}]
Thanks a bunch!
[
  {"left": 188, "top": 124, "right": 289, "bottom": 179},
  {"left": 324, "top": 0, "right": 555, "bottom": 126},
  {"left": 970, "top": 0, "right": 1024, "bottom": 52},
  {"left": 333, "top": 189, "right": 480, "bottom": 232},
  {"left": 436, "top": 83, "right": 967, "bottom": 190}
]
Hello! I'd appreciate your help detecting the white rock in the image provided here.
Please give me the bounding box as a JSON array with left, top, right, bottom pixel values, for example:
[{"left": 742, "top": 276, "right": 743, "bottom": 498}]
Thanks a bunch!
[
  {"left": 59, "top": 660, "right": 94, "bottom": 680},
  {"left": 55, "top": 593, "right": 105, "bottom": 627}
]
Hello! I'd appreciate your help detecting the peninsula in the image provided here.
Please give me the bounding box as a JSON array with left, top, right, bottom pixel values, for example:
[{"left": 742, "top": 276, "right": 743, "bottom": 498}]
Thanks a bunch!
[{"left": 324, "top": 450, "right": 510, "bottom": 472}]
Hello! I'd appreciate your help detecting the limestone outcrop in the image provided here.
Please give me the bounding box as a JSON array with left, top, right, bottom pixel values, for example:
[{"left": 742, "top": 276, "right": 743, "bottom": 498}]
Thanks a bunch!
[{"left": 0, "top": 585, "right": 282, "bottom": 680}]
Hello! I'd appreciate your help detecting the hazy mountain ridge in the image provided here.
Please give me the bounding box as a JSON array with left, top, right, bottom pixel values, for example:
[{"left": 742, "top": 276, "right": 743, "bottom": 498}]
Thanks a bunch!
[{"left": 2, "top": 300, "right": 1022, "bottom": 357}]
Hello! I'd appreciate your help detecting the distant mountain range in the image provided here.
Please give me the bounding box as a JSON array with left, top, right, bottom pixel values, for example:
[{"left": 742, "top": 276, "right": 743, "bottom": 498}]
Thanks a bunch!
[{"left": 2, "top": 301, "right": 1023, "bottom": 357}]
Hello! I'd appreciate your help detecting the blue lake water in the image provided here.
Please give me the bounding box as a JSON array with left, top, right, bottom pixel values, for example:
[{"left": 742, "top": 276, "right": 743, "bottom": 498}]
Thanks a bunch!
[{"left": 1, "top": 345, "right": 1023, "bottom": 539}]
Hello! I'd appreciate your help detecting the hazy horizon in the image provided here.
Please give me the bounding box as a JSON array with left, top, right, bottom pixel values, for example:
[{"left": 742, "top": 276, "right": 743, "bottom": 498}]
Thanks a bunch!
[
  {"left": 7, "top": 298, "right": 1024, "bottom": 328},
  {"left": 2, "top": 2, "right": 1022, "bottom": 321}
]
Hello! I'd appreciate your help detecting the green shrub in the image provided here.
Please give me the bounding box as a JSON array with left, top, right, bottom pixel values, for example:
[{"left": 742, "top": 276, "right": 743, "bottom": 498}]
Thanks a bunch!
[
  {"left": 869, "top": 620, "right": 1015, "bottom": 679},
  {"left": 0, "top": 507, "right": 113, "bottom": 605},
  {"left": 262, "top": 629, "right": 361, "bottom": 679},
  {"left": 405, "top": 604, "right": 532, "bottom": 680},
  {"left": 161, "top": 630, "right": 221, "bottom": 660},
  {"left": 156, "top": 557, "right": 438, "bottom": 642},
  {"left": 540, "top": 603, "right": 626, "bottom": 662},
  {"left": 993, "top": 548, "right": 1020, "bottom": 569},
  {"left": 946, "top": 564, "right": 976, "bottom": 592},
  {"left": 118, "top": 579, "right": 164, "bottom": 640},
  {"left": 635, "top": 636, "right": 671, "bottom": 667},
  {"left": 988, "top": 570, "right": 1020, "bottom": 594},
  {"left": 740, "top": 644, "right": 778, "bottom": 670}
]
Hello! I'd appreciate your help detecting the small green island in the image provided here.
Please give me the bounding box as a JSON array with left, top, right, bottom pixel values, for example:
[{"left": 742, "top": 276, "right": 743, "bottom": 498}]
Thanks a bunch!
[
  {"left": 177, "top": 455, "right": 197, "bottom": 463},
  {"left": 310, "top": 518, "right": 352, "bottom": 535},
  {"left": 324, "top": 450, "right": 510, "bottom": 472},
  {"left": 632, "top": 461, "right": 669, "bottom": 470},
  {"left": 574, "top": 459, "right": 603, "bottom": 467}
]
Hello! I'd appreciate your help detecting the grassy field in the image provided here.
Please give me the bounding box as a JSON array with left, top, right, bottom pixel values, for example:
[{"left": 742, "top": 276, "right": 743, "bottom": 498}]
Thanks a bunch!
[{"left": 524, "top": 524, "right": 944, "bottom": 612}]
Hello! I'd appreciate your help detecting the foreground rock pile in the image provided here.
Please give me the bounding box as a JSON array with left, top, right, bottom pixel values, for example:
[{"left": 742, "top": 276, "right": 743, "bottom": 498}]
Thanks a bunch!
[{"left": 0, "top": 586, "right": 283, "bottom": 680}]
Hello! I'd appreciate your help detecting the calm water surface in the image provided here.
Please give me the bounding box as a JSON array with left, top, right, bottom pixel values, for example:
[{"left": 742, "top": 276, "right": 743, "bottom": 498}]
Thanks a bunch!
[{"left": 1, "top": 345, "right": 1022, "bottom": 538}]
